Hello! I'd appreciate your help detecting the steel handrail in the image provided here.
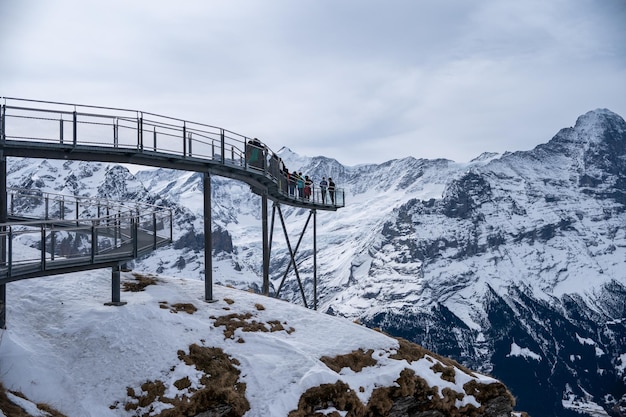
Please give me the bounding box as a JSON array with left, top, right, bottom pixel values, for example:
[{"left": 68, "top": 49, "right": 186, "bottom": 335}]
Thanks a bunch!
[{"left": 0, "top": 97, "right": 346, "bottom": 209}]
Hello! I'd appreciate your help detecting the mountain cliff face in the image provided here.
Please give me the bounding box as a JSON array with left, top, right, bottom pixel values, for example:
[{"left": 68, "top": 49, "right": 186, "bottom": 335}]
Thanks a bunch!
[{"left": 7, "top": 108, "right": 626, "bottom": 417}]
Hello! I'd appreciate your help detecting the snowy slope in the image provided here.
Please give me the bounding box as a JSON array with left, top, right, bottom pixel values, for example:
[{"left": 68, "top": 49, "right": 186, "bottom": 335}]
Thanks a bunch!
[{"left": 0, "top": 258, "right": 519, "bottom": 416}]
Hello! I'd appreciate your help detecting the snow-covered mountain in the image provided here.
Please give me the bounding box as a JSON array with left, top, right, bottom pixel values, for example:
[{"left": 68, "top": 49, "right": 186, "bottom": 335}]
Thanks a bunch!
[{"left": 4, "top": 108, "right": 626, "bottom": 416}]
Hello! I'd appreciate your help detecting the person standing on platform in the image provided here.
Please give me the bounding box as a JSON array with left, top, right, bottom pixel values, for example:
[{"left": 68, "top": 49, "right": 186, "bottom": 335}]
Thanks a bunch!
[
  {"left": 304, "top": 175, "right": 312, "bottom": 200},
  {"left": 296, "top": 172, "right": 305, "bottom": 199},
  {"left": 328, "top": 177, "right": 336, "bottom": 204},
  {"left": 319, "top": 177, "right": 328, "bottom": 204},
  {"left": 288, "top": 170, "right": 297, "bottom": 196}
]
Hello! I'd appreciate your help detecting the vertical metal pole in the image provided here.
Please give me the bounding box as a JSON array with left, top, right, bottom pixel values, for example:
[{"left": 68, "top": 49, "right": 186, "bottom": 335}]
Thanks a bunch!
[
  {"left": 72, "top": 110, "right": 77, "bottom": 146},
  {"left": 153, "top": 126, "right": 157, "bottom": 151},
  {"left": 0, "top": 151, "right": 6, "bottom": 329},
  {"left": 183, "top": 122, "right": 187, "bottom": 157},
  {"left": 0, "top": 104, "right": 5, "bottom": 142},
  {"left": 313, "top": 209, "right": 317, "bottom": 310},
  {"left": 262, "top": 192, "right": 270, "bottom": 295},
  {"left": 152, "top": 212, "right": 157, "bottom": 249},
  {"left": 138, "top": 113, "right": 144, "bottom": 151},
  {"left": 51, "top": 228, "right": 55, "bottom": 261},
  {"left": 59, "top": 117, "right": 64, "bottom": 144},
  {"left": 112, "top": 264, "right": 121, "bottom": 303},
  {"left": 204, "top": 172, "right": 213, "bottom": 301},
  {"left": 105, "top": 264, "right": 126, "bottom": 306},
  {"left": 220, "top": 130, "right": 225, "bottom": 164},
  {"left": 188, "top": 132, "right": 192, "bottom": 157}
]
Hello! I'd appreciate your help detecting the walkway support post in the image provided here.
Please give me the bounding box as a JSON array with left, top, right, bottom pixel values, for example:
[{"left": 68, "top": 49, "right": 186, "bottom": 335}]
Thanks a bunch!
[
  {"left": 105, "top": 264, "right": 127, "bottom": 306},
  {"left": 204, "top": 172, "right": 214, "bottom": 301},
  {"left": 313, "top": 209, "right": 317, "bottom": 311},
  {"left": 262, "top": 191, "right": 270, "bottom": 295},
  {"left": 0, "top": 150, "right": 6, "bottom": 328}
]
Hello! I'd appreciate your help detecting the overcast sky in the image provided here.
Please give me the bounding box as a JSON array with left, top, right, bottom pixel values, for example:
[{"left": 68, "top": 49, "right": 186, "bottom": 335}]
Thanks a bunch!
[{"left": 1, "top": 0, "right": 625, "bottom": 166}]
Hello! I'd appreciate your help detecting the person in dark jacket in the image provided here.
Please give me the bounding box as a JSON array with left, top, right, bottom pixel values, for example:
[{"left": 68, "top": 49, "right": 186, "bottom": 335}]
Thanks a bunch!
[
  {"left": 319, "top": 177, "right": 328, "bottom": 204},
  {"left": 328, "top": 177, "right": 336, "bottom": 204},
  {"left": 296, "top": 172, "right": 305, "bottom": 199}
]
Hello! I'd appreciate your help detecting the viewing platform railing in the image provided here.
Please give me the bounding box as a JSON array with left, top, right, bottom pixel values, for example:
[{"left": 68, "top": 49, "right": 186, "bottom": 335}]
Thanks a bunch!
[
  {"left": 0, "top": 97, "right": 345, "bottom": 209},
  {"left": 0, "top": 188, "right": 173, "bottom": 283}
]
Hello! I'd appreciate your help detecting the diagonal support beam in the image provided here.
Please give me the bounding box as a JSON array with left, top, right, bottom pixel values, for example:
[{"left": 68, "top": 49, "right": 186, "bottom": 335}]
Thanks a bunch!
[{"left": 275, "top": 205, "right": 314, "bottom": 308}]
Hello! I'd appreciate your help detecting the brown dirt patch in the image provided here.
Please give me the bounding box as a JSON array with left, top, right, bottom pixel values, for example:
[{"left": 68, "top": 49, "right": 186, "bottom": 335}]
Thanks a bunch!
[
  {"left": 0, "top": 384, "right": 67, "bottom": 417},
  {"left": 211, "top": 312, "right": 295, "bottom": 339},
  {"left": 122, "top": 344, "right": 250, "bottom": 416},
  {"left": 122, "top": 273, "right": 158, "bottom": 292},
  {"left": 321, "top": 349, "right": 377, "bottom": 373}
]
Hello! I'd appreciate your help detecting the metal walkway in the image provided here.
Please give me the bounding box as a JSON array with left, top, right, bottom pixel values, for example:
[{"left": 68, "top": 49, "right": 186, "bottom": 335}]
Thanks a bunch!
[
  {"left": 0, "top": 97, "right": 345, "bottom": 210},
  {"left": 0, "top": 188, "right": 172, "bottom": 284},
  {"left": 0, "top": 97, "right": 346, "bottom": 328}
]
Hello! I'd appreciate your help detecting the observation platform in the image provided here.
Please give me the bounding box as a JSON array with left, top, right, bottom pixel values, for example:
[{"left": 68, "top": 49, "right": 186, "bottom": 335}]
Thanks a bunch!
[
  {"left": 0, "top": 97, "right": 345, "bottom": 210},
  {"left": 0, "top": 97, "right": 346, "bottom": 327}
]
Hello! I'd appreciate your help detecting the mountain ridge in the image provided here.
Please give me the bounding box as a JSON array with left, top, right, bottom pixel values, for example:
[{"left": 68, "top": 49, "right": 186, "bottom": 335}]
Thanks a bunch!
[{"left": 3, "top": 108, "right": 625, "bottom": 416}]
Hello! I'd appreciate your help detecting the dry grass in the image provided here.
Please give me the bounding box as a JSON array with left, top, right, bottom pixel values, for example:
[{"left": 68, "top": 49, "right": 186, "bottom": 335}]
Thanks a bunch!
[
  {"left": 122, "top": 273, "right": 158, "bottom": 292},
  {"left": 289, "top": 337, "right": 519, "bottom": 417},
  {"left": 224, "top": 298, "right": 235, "bottom": 305},
  {"left": 211, "top": 313, "right": 295, "bottom": 339},
  {"left": 123, "top": 344, "right": 250, "bottom": 416},
  {"left": 320, "top": 349, "right": 377, "bottom": 373},
  {"left": 288, "top": 380, "right": 365, "bottom": 417},
  {"left": 158, "top": 301, "right": 198, "bottom": 314},
  {"left": 0, "top": 384, "right": 67, "bottom": 417},
  {"left": 430, "top": 362, "right": 456, "bottom": 383},
  {"left": 390, "top": 337, "right": 477, "bottom": 376}
]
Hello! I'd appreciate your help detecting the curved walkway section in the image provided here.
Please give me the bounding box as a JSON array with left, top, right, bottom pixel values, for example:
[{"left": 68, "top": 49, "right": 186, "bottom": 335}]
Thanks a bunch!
[
  {"left": 0, "top": 97, "right": 345, "bottom": 211},
  {"left": 0, "top": 188, "right": 172, "bottom": 284}
]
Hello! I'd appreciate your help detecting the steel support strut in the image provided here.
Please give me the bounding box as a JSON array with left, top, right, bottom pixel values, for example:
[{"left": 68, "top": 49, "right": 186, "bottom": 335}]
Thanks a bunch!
[
  {"left": 274, "top": 205, "right": 318, "bottom": 309},
  {"left": 105, "top": 263, "right": 127, "bottom": 306},
  {"left": 204, "top": 172, "right": 214, "bottom": 301},
  {"left": 262, "top": 192, "right": 270, "bottom": 295}
]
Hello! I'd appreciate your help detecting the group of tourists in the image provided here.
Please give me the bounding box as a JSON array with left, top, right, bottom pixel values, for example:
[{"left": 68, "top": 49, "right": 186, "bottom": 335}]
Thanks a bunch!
[
  {"left": 246, "top": 138, "right": 337, "bottom": 205},
  {"left": 285, "top": 171, "right": 336, "bottom": 204}
]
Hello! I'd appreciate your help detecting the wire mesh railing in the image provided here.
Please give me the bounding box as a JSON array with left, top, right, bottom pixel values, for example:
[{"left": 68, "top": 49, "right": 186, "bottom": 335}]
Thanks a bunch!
[{"left": 0, "top": 188, "right": 173, "bottom": 281}]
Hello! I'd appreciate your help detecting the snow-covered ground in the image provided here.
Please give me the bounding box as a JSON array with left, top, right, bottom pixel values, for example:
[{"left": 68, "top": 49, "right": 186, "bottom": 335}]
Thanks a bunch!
[{"left": 0, "top": 256, "right": 506, "bottom": 416}]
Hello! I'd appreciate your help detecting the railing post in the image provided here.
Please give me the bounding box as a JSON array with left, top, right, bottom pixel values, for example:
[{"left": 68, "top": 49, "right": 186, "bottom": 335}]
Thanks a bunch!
[
  {"left": 45, "top": 194, "right": 49, "bottom": 220},
  {"left": 59, "top": 117, "right": 64, "bottom": 144},
  {"left": 51, "top": 228, "right": 55, "bottom": 261},
  {"left": 91, "top": 221, "right": 96, "bottom": 263},
  {"left": 188, "top": 132, "right": 192, "bottom": 157},
  {"left": 72, "top": 110, "right": 77, "bottom": 146},
  {"left": 137, "top": 113, "right": 143, "bottom": 151},
  {"left": 113, "top": 118, "right": 119, "bottom": 147},
  {"left": 153, "top": 126, "right": 157, "bottom": 151},
  {"left": 183, "top": 122, "right": 187, "bottom": 157},
  {"left": 220, "top": 129, "right": 225, "bottom": 165},
  {"left": 0, "top": 104, "right": 5, "bottom": 142},
  {"left": 41, "top": 226, "right": 46, "bottom": 270}
]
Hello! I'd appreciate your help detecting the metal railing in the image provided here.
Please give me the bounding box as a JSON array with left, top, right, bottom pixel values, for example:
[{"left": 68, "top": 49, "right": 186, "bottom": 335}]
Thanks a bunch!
[
  {"left": 0, "top": 97, "right": 345, "bottom": 208},
  {"left": 0, "top": 188, "right": 173, "bottom": 281}
]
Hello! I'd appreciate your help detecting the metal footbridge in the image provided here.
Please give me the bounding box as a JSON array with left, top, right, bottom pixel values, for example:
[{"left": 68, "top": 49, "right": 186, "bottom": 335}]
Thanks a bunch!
[
  {"left": 1, "top": 188, "right": 172, "bottom": 282},
  {"left": 0, "top": 97, "right": 345, "bottom": 327}
]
